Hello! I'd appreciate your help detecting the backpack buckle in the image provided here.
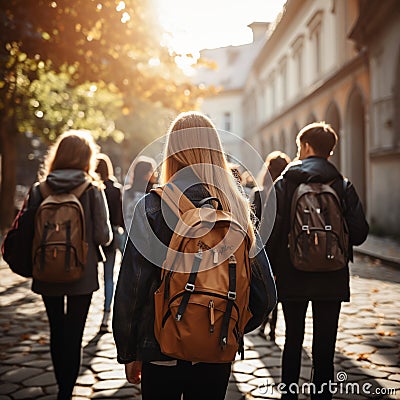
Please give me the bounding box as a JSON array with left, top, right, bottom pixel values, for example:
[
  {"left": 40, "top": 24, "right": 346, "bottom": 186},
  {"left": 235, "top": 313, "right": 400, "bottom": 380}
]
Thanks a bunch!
[
  {"left": 195, "top": 249, "right": 203, "bottom": 259},
  {"left": 325, "top": 225, "right": 332, "bottom": 231},
  {"left": 302, "top": 225, "right": 309, "bottom": 231},
  {"left": 185, "top": 283, "right": 195, "bottom": 292},
  {"left": 227, "top": 291, "right": 237, "bottom": 301}
]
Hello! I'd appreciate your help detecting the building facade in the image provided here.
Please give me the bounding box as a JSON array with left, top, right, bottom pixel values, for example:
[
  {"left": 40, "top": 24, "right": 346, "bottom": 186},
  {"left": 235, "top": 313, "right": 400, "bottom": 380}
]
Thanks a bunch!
[
  {"left": 193, "top": 22, "right": 269, "bottom": 162},
  {"left": 240, "top": 0, "right": 400, "bottom": 236}
]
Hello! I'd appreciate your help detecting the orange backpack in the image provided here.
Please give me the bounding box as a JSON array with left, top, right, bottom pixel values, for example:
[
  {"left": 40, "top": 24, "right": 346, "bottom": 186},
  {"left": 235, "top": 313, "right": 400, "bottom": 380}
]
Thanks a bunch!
[
  {"left": 32, "top": 180, "right": 90, "bottom": 283},
  {"left": 153, "top": 183, "right": 253, "bottom": 363}
]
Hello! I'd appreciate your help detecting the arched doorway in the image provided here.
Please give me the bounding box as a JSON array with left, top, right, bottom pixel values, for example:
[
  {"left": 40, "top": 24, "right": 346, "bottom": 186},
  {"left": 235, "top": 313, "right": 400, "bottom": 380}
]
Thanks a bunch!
[
  {"left": 325, "top": 101, "right": 341, "bottom": 169},
  {"left": 345, "top": 87, "right": 366, "bottom": 208}
]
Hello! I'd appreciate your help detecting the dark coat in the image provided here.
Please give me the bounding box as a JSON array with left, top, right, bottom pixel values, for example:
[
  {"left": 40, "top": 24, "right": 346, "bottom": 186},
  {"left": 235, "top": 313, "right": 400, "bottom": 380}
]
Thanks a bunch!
[
  {"left": 29, "top": 169, "right": 112, "bottom": 296},
  {"left": 113, "top": 177, "right": 276, "bottom": 364},
  {"left": 104, "top": 179, "right": 123, "bottom": 228},
  {"left": 265, "top": 157, "right": 369, "bottom": 302}
]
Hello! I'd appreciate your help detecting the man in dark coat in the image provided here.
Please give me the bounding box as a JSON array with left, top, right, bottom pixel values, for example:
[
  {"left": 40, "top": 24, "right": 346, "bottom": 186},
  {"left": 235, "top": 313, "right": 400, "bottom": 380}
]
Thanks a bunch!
[{"left": 265, "top": 122, "right": 369, "bottom": 400}]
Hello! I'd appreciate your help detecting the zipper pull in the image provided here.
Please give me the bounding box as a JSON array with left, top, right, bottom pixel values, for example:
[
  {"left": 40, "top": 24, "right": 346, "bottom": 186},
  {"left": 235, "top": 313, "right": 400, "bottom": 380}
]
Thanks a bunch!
[
  {"left": 314, "top": 232, "right": 319, "bottom": 246},
  {"left": 213, "top": 250, "right": 218, "bottom": 264},
  {"left": 53, "top": 247, "right": 57, "bottom": 258},
  {"left": 208, "top": 300, "right": 215, "bottom": 333},
  {"left": 56, "top": 223, "right": 60, "bottom": 232}
]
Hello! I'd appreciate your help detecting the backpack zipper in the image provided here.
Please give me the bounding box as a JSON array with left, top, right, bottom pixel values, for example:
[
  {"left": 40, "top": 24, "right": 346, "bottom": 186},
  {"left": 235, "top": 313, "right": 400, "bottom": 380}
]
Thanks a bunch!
[{"left": 208, "top": 299, "right": 215, "bottom": 333}]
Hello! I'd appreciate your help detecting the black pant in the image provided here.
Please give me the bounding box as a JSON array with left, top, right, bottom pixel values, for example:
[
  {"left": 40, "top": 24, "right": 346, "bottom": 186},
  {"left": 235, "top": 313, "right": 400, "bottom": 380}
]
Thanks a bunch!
[
  {"left": 141, "top": 360, "right": 231, "bottom": 400},
  {"left": 281, "top": 300, "right": 341, "bottom": 400},
  {"left": 43, "top": 294, "right": 92, "bottom": 400}
]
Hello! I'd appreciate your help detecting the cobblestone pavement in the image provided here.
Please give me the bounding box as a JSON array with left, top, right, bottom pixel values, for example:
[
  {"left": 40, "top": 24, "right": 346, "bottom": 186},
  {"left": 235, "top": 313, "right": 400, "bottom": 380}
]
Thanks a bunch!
[{"left": 1, "top": 254, "right": 399, "bottom": 400}]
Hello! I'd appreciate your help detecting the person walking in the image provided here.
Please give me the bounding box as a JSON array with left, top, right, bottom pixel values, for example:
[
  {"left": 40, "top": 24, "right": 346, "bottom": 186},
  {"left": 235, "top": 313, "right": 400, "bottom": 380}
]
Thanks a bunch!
[
  {"left": 252, "top": 151, "right": 290, "bottom": 341},
  {"left": 96, "top": 153, "right": 123, "bottom": 332},
  {"left": 122, "top": 155, "right": 157, "bottom": 233},
  {"left": 113, "top": 111, "right": 275, "bottom": 400},
  {"left": 265, "top": 122, "right": 368, "bottom": 400},
  {"left": 28, "top": 130, "right": 112, "bottom": 400}
]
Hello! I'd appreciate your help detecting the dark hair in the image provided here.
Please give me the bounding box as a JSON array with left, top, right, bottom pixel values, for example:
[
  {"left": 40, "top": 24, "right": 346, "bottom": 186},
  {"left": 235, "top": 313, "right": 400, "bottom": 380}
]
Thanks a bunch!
[
  {"left": 96, "top": 153, "right": 114, "bottom": 181},
  {"left": 262, "top": 151, "right": 291, "bottom": 186},
  {"left": 296, "top": 122, "right": 338, "bottom": 158},
  {"left": 40, "top": 130, "right": 99, "bottom": 181}
]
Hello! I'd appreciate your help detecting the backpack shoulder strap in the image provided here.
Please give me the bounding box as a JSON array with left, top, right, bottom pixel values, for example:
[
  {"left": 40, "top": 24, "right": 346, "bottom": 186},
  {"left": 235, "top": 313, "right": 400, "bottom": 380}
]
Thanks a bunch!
[
  {"left": 70, "top": 179, "right": 92, "bottom": 199},
  {"left": 39, "top": 181, "right": 53, "bottom": 199},
  {"left": 152, "top": 182, "right": 195, "bottom": 217},
  {"left": 39, "top": 178, "right": 91, "bottom": 200}
]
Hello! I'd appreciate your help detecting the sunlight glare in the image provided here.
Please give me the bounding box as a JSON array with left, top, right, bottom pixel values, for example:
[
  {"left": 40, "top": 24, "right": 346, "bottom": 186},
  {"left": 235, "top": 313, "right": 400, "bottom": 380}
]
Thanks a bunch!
[
  {"left": 116, "top": 1, "right": 125, "bottom": 12},
  {"left": 155, "top": 0, "right": 286, "bottom": 74}
]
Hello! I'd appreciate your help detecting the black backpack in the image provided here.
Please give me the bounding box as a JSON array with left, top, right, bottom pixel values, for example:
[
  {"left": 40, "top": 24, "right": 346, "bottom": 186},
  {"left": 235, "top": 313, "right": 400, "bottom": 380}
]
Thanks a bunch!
[{"left": 288, "top": 179, "right": 349, "bottom": 272}]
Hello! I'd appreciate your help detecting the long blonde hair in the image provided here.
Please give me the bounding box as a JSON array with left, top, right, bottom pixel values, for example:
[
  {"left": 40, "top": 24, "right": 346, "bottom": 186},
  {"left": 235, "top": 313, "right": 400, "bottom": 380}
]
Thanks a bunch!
[
  {"left": 160, "top": 111, "right": 255, "bottom": 244},
  {"left": 39, "top": 130, "right": 99, "bottom": 181}
]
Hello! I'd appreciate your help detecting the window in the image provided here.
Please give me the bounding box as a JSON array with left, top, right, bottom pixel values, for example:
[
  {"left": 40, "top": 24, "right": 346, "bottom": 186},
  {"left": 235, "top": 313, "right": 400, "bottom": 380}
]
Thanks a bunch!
[
  {"left": 279, "top": 57, "right": 288, "bottom": 103},
  {"left": 291, "top": 35, "right": 304, "bottom": 91},
  {"left": 308, "top": 10, "right": 323, "bottom": 78}
]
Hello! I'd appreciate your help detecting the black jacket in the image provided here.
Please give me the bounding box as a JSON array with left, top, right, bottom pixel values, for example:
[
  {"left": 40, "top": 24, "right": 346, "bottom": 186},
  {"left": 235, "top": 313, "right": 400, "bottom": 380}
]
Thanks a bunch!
[
  {"left": 265, "top": 157, "right": 369, "bottom": 302},
  {"left": 104, "top": 179, "right": 123, "bottom": 228},
  {"left": 113, "top": 177, "right": 276, "bottom": 364}
]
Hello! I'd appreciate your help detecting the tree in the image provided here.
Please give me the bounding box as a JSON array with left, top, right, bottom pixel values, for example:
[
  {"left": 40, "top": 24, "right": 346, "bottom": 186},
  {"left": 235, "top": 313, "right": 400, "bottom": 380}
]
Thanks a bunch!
[{"left": 0, "top": 0, "right": 207, "bottom": 230}]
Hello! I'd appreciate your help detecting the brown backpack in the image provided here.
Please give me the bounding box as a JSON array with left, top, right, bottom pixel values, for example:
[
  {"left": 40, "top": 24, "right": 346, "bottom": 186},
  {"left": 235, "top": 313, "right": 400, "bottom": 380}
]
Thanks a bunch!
[
  {"left": 153, "top": 183, "right": 253, "bottom": 363},
  {"left": 32, "top": 180, "right": 91, "bottom": 283},
  {"left": 288, "top": 180, "right": 349, "bottom": 272}
]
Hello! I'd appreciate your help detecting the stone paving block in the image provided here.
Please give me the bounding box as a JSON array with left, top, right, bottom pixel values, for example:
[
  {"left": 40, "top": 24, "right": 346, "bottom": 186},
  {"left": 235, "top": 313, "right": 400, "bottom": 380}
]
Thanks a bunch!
[
  {"left": 260, "top": 355, "right": 282, "bottom": 368},
  {"left": 93, "top": 379, "right": 127, "bottom": 391},
  {"left": 12, "top": 386, "right": 44, "bottom": 399},
  {"left": 45, "top": 384, "right": 58, "bottom": 395},
  {"left": 236, "top": 382, "right": 257, "bottom": 395},
  {"left": 342, "top": 344, "right": 376, "bottom": 355},
  {"left": 1, "top": 354, "right": 36, "bottom": 365},
  {"left": 97, "top": 369, "right": 125, "bottom": 380},
  {"left": 91, "top": 387, "right": 141, "bottom": 398},
  {"left": 0, "top": 383, "right": 18, "bottom": 395},
  {"left": 225, "top": 389, "right": 245, "bottom": 400},
  {"left": 252, "top": 368, "right": 273, "bottom": 378},
  {"left": 1, "top": 366, "right": 42, "bottom": 383},
  {"left": 368, "top": 352, "right": 399, "bottom": 366},
  {"left": 232, "top": 362, "right": 258, "bottom": 374},
  {"left": 91, "top": 362, "right": 116, "bottom": 373},
  {"left": 389, "top": 374, "right": 400, "bottom": 381},
  {"left": 25, "top": 372, "right": 56, "bottom": 387},
  {"left": 95, "top": 349, "right": 117, "bottom": 359},
  {"left": 345, "top": 367, "right": 388, "bottom": 378},
  {"left": 232, "top": 372, "right": 254, "bottom": 383},
  {"left": 22, "top": 359, "right": 51, "bottom": 368},
  {"left": 246, "top": 359, "right": 268, "bottom": 369},
  {"left": 244, "top": 350, "right": 262, "bottom": 359},
  {"left": 37, "top": 395, "right": 57, "bottom": 400},
  {"left": 73, "top": 385, "right": 92, "bottom": 397},
  {"left": 76, "top": 372, "right": 97, "bottom": 386},
  {"left": 249, "top": 385, "right": 281, "bottom": 399}
]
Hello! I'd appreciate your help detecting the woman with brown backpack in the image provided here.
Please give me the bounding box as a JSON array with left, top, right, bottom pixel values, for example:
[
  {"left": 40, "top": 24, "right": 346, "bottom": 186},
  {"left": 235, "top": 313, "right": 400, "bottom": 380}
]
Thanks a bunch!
[
  {"left": 113, "top": 112, "right": 276, "bottom": 400},
  {"left": 27, "top": 130, "right": 111, "bottom": 399}
]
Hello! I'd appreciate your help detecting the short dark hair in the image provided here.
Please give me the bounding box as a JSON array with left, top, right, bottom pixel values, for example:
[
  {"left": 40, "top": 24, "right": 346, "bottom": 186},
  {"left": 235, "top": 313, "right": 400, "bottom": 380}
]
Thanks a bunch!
[{"left": 296, "top": 122, "right": 338, "bottom": 158}]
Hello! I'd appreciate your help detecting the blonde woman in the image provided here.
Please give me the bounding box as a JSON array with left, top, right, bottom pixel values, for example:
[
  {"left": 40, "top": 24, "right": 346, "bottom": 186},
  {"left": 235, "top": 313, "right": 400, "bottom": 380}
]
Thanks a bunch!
[
  {"left": 27, "top": 130, "right": 112, "bottom": 400},
  {"left": 113, "top": 112, "right": 275, "bottom": 400}
]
